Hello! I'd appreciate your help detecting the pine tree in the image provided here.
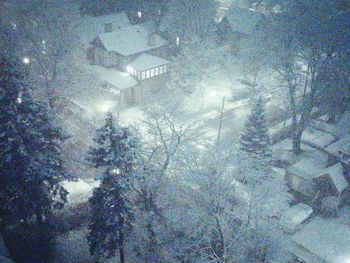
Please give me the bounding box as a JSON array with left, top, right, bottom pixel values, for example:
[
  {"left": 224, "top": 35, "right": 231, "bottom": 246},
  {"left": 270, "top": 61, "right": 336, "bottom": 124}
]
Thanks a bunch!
[
  {"left": 0, "top": 54, "right": 71, "bottom": 226},
  {"left": 239, "top": 96, "right": 271, "bottom": 167},
  {"left": 87, "top": 113, "right": 139, "bottom": 263}
]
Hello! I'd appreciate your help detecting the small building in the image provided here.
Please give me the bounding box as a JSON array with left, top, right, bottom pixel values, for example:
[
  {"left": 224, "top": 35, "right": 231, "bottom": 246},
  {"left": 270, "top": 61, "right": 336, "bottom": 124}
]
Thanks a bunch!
[
  {"left": 217, "top": 7, "right": 264, "bottom": 43},
  {"left": 91, "top": 66, "right": 142, "bottom": 108},
  {"left": 89, "top": 24, "right": 168, "bottom": 69},
  {"left": 313, "top": 163, "right": 349, "bottom": 203},
  {"left": 127, "top": 53, "right": 169, "bottom": 81},
  {"left": 280, "top": 203, "right": 313, "bottom": 234},
  {"left": 290, "top": 217, "right": 350, "bottom": 263},
  {"left": 286, "top": 155, "right": 328, "bottom": 198}
]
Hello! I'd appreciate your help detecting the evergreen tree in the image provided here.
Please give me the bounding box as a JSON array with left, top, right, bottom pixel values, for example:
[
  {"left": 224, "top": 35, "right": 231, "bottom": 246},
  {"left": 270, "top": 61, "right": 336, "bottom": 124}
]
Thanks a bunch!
[
  {"left": 0, "top": 54, "right": 71, "bottom": 226},
  {"left": 239, "top": 96, "right": 271, "bottom": 167},
  {"left": 87, "top": 113, "right": 139, "bottom": 263}
]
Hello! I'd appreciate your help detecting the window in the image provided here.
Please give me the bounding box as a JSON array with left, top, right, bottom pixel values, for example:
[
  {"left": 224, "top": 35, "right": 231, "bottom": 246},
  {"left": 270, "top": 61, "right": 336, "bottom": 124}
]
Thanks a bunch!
[
  {"left": 150, "top": 69, "right": 154, "bottom": 77},
  {"left": 137, "top": 72, "right": 141, "bottom": 79},
  {"left": 159, "top": 66, "right": 163, "bottom": 74},
  {"left": 146, "top": 70, "right": 150, "bottom": 79},
  {"left": 137, "top": 11, "right": 142, "bottom": 19},
  {"left": 176, "top": 37, "right": 180, "bottom": 46},
  {"left": 155, "top": 67, "right": 159, "bottom": 76},
  {"left": 163, "top": 65, "right": 167, "bottom": 73},
  {"left": 142, "top": 71, "right": 146, "bottom": 80}
]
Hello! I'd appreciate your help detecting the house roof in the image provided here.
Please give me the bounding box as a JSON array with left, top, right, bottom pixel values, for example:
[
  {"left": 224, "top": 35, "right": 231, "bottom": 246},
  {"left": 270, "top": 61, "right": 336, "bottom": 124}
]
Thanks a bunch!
[
  {"left": 325, "top": 136, "right": 350, "bottom": 157},
  {"left": 97, "top": 25, "right": 167, "bottom": 56},
  {"left": 77, "top": 12, "right": 131, "bottom": 45},
  {"left": 301, "top": 128, "right": 336, "bottom": 149},
  {"left": 280, "top": 204, "right": 313, "bottom": 234},
  {"left": 315, "top": 163, "right": 348, "bottom": 194},
  {"left": 291, "top": 217, "right": 350, "bottom": 263},
  {"left": 223, "top": 7, "right": 263, "bottom": 34},
  {"left": 128, "top": 54, "right": 169, "bottom": 71},
  {"left": 287, "top": 156, "right": 328, "bottom": 180},
  {"left": 91, "top": 65, "right": 138, "bottom": 90}
]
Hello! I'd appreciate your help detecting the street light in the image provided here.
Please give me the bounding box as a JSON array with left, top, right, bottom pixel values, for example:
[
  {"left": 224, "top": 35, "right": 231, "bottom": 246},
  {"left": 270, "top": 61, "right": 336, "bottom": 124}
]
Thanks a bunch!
[{"left": 22, "top": 57, "right": 30, "bottom": 64}]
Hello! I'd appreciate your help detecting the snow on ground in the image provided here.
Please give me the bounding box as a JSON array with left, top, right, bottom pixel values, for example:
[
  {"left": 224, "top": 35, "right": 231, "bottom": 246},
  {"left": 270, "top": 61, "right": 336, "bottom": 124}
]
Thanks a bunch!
[{"left": 61, "top": 179, "right": 93, "bottom": 207}]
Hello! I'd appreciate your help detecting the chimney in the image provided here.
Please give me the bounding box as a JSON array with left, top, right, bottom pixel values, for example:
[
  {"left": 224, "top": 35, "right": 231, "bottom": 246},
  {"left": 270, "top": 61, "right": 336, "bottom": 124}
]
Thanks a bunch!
[
  {"left": 148, "top": 32, "right": 156, "bottom": 46},
  {"left": 104, "top": 23, "right": 113, "bottom": 33}
]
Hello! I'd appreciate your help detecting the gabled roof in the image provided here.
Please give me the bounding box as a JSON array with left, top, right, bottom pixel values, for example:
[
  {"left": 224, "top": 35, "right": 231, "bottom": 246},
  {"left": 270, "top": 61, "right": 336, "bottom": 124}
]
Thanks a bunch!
[
  {"left": 291, "top": 217, "right": 350, "bottom": 263},
  {"left": 223, "top": 7, "right": 263, "bottom": 34},
  {"left": 77, "top": 12, "right": 131, "bottom": 45},
  {"left": 326, "top": 136, "right": 350, "bottom": 157},
  {"left": 97, "top": 25, "right": 168, "bottom": 56},
  {"left": 128, "top": 54, "right": 169, "bottom": 71},
  {"left": 91, "top": 65, "right": 138, "bottom": 90},
  {"left": 315, "top": 163, "right": 348, "bottom": 194}
]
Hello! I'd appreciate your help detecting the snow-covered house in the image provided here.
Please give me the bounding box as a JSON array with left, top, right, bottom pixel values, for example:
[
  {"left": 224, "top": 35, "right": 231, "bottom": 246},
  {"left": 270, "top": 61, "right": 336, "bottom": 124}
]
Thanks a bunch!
[
  {"left": 88, "top": 24, "right": 168, "bottom": 69},
  {"left": 301, "top": 127, "right": 337, "bottom": 150},
  {"left": 127, "top": 53, "right": 169, "bottom": 81},
  {"left": 290, "top": 217, "right": 350, "bottom": 263},
  {"left": 313, "top": 163, "right": 349, "bottom": 203},
  {"left": 286, "top": 154, "right": 328, "bottom": 198},
  {"left": 217, "top": 7, "right": 264, "bottom": 43},
  {"left": 91, "top": 65, "right": 142, "bottom": 108},
  {"left": 280, "top": 203, "right": 313, "bottom": 234},
  {"left": 77, "top": 12, "right": 131, "bottom": 48}
]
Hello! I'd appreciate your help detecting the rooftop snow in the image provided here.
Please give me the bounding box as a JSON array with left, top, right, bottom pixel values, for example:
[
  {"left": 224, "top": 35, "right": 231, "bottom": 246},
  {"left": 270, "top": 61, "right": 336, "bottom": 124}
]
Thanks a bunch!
[
  {"left": 301, "top": 128, "right": 336, "bottom": 149},
  {"left": 128, "top": 53, "right": 169, "bottom": 71},
  {"left": 287, "top": 154, "right": 328, "bottom": 180},
  {"left": 224, "top": 7, "right": 263, "bottom": 34},
  {"left": 326, "top": 136, "right": 350, "bottom": 156},
  {"left": 315, "top": 163, "right": 348, "bottom": 194},
  {"left": 97, "top": 25, "right": 167, "bottom": 56},
  {"left": 91, "top": 65, "right": 138, "bottom": 90},
  {"left": 77, "top": 12, "right": 131, "bottom": 45},
  {"left": 280, "top": 203, "right": 313, "bottom": 234},
  {"left": 291, "top": 217, "right": 350, "bottom": 263}
]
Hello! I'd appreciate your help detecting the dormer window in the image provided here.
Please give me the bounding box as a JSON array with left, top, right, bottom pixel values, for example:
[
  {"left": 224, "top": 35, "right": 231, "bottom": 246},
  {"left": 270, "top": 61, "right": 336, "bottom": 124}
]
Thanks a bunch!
[{"left": 137, "top": 11, "right": 142, "bottom": 19}]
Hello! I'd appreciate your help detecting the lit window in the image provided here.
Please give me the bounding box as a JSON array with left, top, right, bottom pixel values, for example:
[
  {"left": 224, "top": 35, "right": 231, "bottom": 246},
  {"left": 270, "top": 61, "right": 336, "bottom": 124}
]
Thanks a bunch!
[
  {"left": 127, "top": 66, "right": 134, "bottom": 75},
  {"left": 22, "top": 57, "right": 30, "bottom": 64},
  {"left": 137, "top": 11, "right": 142, "bottom": 19},
  {"left": 155, "top": 67, "right": 159, "bottom": 76},
  {"left": 150, "top": 69, "right": 154, "bottom": 77},
  {"left": 158, "top": 9, "right": 161, "bottom": 16},
  {"left": 146, "top": 70, "right": 150, "bottom": 79},
  {"left": 163, "top": 65, "right": 167, "bottom": 73},
  {"left": 176, "top": 37, "right": 180, "bottom": 46},
  {"left": 159, "top": 66, "right": 163, "bottom": 74}
]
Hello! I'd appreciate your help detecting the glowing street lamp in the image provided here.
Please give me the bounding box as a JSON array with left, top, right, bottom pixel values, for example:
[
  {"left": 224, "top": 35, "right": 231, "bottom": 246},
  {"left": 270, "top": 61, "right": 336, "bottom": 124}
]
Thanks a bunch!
[{"left": 22, "top": 57, "right": 30, "bottom": 64}]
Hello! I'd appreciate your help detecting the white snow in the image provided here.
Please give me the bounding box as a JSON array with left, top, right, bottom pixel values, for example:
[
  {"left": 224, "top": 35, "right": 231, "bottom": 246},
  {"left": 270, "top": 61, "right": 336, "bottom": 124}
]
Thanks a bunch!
[
  {"left": 291, "top": 217, "right": 350, "bottom": 263},
  {"left": 61, "top": 179, "right": 93, "bottom": 206},
  {"left": 287, "top": 153, "right": 328, "bottom": 180},
  {"left": 280, "top": 204, "right": 313, "bottom": 234},
  {"left": 97, "top": 25, "right": 168, "bottom": 56},
  {"left": 301, "top": 127, "right": 337, "bottom": 149},
  {"left": 128, "top": 53, "right": 169, "bottom": 71},
  {"left": 76, "top": 12, "right": 131, "bottom": 46},
  {"left": 90, "top": 65, "right": 138, "bottom": 90}
]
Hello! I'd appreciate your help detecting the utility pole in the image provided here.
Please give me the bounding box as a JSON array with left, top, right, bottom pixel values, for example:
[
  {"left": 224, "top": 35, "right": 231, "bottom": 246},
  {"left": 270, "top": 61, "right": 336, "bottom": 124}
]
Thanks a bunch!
[{"left": 217, "top": 96, "right": 225, "bottom": 143}]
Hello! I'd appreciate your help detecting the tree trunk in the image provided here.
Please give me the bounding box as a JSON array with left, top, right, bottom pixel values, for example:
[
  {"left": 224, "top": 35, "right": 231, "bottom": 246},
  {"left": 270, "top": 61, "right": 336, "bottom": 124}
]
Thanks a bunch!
[{"left": 118, "top": 231, "right": 125, "bottom": 263}]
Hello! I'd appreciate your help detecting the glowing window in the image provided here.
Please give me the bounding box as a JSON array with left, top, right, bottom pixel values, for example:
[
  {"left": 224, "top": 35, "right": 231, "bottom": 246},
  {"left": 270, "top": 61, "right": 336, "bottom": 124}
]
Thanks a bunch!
[
  {"left": 155, "top": 67, "right": 159, "bottom": 76},
  {"left": 176, "top": 37, "right": 180, "bottom": 46},
  {"left": 142, "top": 71, "right": 146, "bottom": 80},
  {"left": 150, "top": 69, "right": 154, "bottom": 77},
  {"left": 146, "top": 70, "right": 150, "bottom": 78},
  {"left": 137, "top": 11, "right": 142, "bottom": 19},
  {"left": 159, "top": 66, "right": 163, "bottom": 74},
  {"left": 163, "top": 65, "right": 167, "bottom": 73}
]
